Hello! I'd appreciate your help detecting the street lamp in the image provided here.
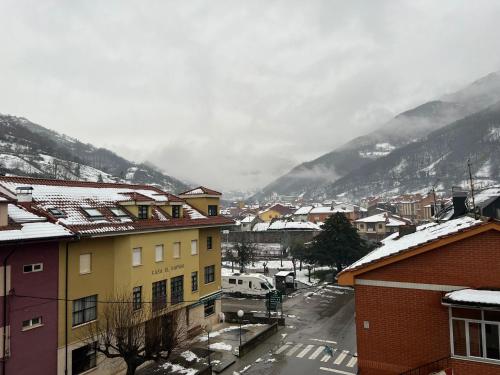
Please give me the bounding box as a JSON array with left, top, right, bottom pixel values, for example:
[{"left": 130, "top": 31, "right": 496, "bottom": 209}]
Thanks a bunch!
[
  {"left": 206, "top": 323, "right": 212, "bottom": 369},
  {"left": 237, "top": 309, "right": 244, "bottom": 347}
]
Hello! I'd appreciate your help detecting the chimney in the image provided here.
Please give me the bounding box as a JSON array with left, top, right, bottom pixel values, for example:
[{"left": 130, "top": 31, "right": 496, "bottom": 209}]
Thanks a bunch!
[
  {"left": 15, "top": 186, "right": 33, "bottom": 203},
  {"left": 399, "top": 224, "right": 416, "bottom": 237},
  {"left": 452, "top": 189, "right": 468, "bottom": 218}
]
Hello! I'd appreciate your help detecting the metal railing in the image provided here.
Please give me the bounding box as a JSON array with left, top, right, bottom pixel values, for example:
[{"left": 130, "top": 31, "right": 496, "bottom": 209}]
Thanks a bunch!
[{"left": 400, "top": 357, "right": 450, "bottom": 375}]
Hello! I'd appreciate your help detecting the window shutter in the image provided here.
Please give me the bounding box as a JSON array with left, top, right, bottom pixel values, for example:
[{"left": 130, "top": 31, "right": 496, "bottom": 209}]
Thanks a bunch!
[{"left": 79, "top": 254, "right": 91, "bottom": 274}]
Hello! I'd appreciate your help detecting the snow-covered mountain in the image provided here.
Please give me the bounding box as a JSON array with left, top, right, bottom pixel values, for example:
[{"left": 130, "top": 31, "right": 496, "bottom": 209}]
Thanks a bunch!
[
  {"left": 0, "top": 114, "right": 188, "bottom": 193},
  {"left": 253, "top": 71, "right": 500, "bottom": 201}
]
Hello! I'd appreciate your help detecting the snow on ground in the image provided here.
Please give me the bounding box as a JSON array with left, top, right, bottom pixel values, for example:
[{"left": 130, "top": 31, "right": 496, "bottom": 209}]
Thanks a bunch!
[
  {"left": 209, "top": 342, "right": 232, "bottom": 351},
  {"left": 198, "top": 324, "right": 265, "bottom": 342},
  {"left": 179, "top": 351, "right": 200, "bottom": 362},
  {"left": 160, "top": 363, "right": 197, "bottom": 375}
]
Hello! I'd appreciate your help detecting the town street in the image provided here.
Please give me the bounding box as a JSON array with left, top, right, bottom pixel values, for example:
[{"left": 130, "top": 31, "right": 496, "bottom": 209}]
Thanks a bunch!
[{"left": 221, "top": 283, "right": 357, "bottom": 375}]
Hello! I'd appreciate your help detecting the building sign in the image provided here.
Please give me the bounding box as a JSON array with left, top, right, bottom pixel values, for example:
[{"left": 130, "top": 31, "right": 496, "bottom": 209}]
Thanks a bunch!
[{"left": 152, "top": 264, "right": 184, "bottom": 275}]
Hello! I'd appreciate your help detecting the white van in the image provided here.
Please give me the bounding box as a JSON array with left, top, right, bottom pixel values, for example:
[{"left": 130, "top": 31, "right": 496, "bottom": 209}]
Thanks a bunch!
[{"left": 222, "top": 272, "right": 275, "bottom": 297}]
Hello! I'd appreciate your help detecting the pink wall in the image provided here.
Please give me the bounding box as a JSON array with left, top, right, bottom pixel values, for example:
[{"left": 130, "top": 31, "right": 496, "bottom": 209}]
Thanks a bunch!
[{"left": 1, "top": 241, "right": 59, "bottom": 375}]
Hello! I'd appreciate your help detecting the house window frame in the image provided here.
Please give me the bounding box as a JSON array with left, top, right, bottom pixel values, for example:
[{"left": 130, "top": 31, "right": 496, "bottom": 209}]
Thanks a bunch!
[
  {"left": 449, "top": 307, "right": 500, "bottom": 362},
  {"left": 204, "top": 265, "right": 215, "bottom": 284},
  {"left": 23, "top": 263, "right": 43, "bottom": 273},
  {"left": 71, "top": 342, "right": 97, "bottom": 375},
  {"left": 72, "top": 295, "right": 97, "bottom": 327},
  {"left": 204, "top": 299, "right": 215, "bottom": 317},
  {"left": 170, "top": 276, "right": 184, "bottom": 305},
  {"left": 172, "top": 205, "right": 181, "bottom": 218},
  {"left": 22, "top": 316, "right": 43, "bottom": 331},
  {"left": 132, "top": 286, "right": 142, "bottom": 311},
  {"left": 191, "top": 240, "right": 198, "bottom": 256},
  {"left": 173, "top": 242, "right": 181, "bottom": 259},
  {"left": 79, "top": 254, "right": 92, "bottom": 275},
  {"left": 191, "top": 271, "right": 198, "bottom": 292},
  {"left": 207, "top": 236, "right": 213, "bottom": 250},
  {"left": 137, "top": 205, "right": 148, "bottom": 219},
  {"left": 152, "top": 280, "right": 167, "bottom": 311},
  {"left": 132, "top": 247, "right": 142, "bottom": 267},
  {"left": 208, "top": 205, "right": 218, "bottom": 216},
  {"left": 155, "top": 244, "right": 164, "bottom": 262}
]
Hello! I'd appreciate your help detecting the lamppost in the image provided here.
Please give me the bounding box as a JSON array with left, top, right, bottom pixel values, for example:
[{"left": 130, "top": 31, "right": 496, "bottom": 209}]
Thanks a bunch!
[
  {"left": 206, "top": 323, "right": 212, "bottom": 369},
  {"left": 237, "top": 309, "right": 244, "bottom": 347}
]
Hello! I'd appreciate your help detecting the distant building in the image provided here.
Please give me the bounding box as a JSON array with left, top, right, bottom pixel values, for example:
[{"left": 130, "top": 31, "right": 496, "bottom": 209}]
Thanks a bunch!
[
  {"left": 355, "top": 212, "right": 409, "bottom": 241},
  {"left": 292, "top": 206, "right": 313, "bottom": 222},
  {"left": 258, "top": 203, "right": 295, "bottom": 222},
  {"left": 240, "top": 214, "right": 261, "bottom": 231},
  {"left": 307, "top": 202, "right": 366, "bottom": 224}
]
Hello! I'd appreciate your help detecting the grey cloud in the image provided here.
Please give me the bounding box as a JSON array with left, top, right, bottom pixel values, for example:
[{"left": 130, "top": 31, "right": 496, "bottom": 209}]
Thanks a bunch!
[{"left": 0, "top": 1, "right": 500, "bottom": 190}]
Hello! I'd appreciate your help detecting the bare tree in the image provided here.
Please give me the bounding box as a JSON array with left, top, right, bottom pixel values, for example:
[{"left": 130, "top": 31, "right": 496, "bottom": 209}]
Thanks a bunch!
[
  {"left": 83, "top": 293, "right": 189, "bottom": 375},
  {"left": 233, "top": 238, "right": 256, "bottom": 272}
]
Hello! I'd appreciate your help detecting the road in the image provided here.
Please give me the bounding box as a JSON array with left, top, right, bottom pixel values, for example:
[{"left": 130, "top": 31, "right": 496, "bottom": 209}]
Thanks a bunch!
[{"left": 221, "top": 283, "right": 357, "bottom": 375}]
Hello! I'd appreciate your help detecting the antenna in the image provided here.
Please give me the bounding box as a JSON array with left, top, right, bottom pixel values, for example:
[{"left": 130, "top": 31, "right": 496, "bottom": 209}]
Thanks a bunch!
[{"left": 467, "top": 159, "right": 477, "bottom": 219}]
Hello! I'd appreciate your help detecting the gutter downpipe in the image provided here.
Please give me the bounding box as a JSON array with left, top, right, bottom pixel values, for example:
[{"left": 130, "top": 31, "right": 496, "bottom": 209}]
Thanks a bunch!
[
  {"left": 65, "top": 241, "right": 69, "bottom": 375},
  {"left": 2, "top": 247, "right": 16, "bottom": 375}
]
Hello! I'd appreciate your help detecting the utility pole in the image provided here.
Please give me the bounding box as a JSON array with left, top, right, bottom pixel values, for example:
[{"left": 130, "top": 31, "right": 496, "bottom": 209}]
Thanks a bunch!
[{"left": 467, "top": 159, "right": 477, "bottom": 219}]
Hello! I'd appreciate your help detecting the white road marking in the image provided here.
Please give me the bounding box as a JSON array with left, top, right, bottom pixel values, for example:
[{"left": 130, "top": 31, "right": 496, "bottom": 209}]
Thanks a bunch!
[
  {"left": 320, "top": 354, "right": 331, "bottom": 362},
  {"left": 308, "top": 346, "right": 324, "bottom": 360},
  {"left": 319, "top": 367, "right": 356, "bottom": 375},
  {"left": 346, "top": 357, "right": 357, "bottom": 368},
  {"left": 296, "top": 344, "right": 314, "bottom": 358},
  {"left": 309, "top": 338, "right": 338, "bottom": 345},
  {"left": 286, "top": 343, "right": 303, "bottom": 356},
  {"left": 333, "top": 350, "right": 349, "bottom": 365},
  {"left": 275, "top": 344, "right": 290, "bottom": 354}
]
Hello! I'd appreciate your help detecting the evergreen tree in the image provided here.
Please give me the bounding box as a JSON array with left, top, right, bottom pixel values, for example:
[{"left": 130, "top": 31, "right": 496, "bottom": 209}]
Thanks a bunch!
[
  {"left": 97, "top": 173, "right": 104, "bottom": 182},
  {"left": 307, "top": 212, "right": 369, "bottom": 273}
]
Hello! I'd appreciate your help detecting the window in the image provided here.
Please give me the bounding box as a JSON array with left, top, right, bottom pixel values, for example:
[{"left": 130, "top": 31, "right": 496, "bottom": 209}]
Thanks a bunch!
[
  {"left": 23, "top": 263, "right": 43, "bottom": 273},
  {"left": 138, "top": 205, "right": 148, "bottom": 219},
  {"left": 173, "top": 242, "right": 181, "bottom": 259},
  {"left": 72, "top": 343, "right": 97, "bottom": 375},
  {"left": 132, "top": 248, "right": 142, "bottom": 266},
  {"left": 191, "top": 272, "right": 198, "bottom": 292},
  {"left": 204, "top": 300, "right": 215, "bottom": 317},
  {"left": 228, "top": 278, "right": 236, "bottom": 284},
  {"left": 260, "top": 282, "right": 269, "bottom": 290},
  {"left": 22, "top": 316, "right": 42, "bottom": 330},
  {"left": 207, "top": 236, "right": 213, "bottom": 250},
  {"left": 378, "top": 223, "right": 383, "bottom": 230},
  {"left": 172, "top": 205, "right": 181, "bottom": 218},
  {"left": 79, "top": 254, "right": 91, "bottom": 274},
  {"left": 48, "top": 207, "right": 66, "bottom": 218},
  {"left": 204, "top": 265, "right": 215, "bottom": 284},
  {"left": 133, "top": 286, "right": 142, "bottom": 311},
  {"left": 152, "top": 280, "right": 167, "bottom": 310},
  {"left": 171, "top": 276, "right": 184, "bottom": 305},
  {"left": 155, "top": 245, "right": 164, "bottom": 262},
  {"left": 237, "top": 279, "right": 243, "bottom": 285},
  {"left": 82, "top": 208, "right": 104, "bottom": 220},
  {"left": 249, "top": 281, "right": 252, "bottom": 288},
  {"left": 191, "top": 240, "right": 198, "bottom": 255},
  {"left": 451, "top": 307, "right": 500, "bottom": 360},
  {"left": 208, "top": 205, "right": 218, "bottom": 216},
  {"left": 110, "top": 207, "right": 128, "bottom": 217},
  {"left": 73, "top": 295, "right": 97, "bottom": 326}
]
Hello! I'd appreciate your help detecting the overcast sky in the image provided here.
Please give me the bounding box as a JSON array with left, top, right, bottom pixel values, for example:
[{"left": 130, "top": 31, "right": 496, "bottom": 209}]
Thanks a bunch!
[{"left": 1, "top": 1, "right": 500, "bottom": 191}]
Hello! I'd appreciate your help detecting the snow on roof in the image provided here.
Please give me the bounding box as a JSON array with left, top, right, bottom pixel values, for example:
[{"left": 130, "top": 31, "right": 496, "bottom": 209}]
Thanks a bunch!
[
  {"left": 310, "top": 206, "right": 334, "bottom": 214},
  {"left": 0, "top": 177, "right": 232, "bottom": 236},
  {"left": 268, "top": 220, "right": 321, "bottom": 231},
  {"left": 345, "top": 216, "right": 483, "bottom": 271},
  {"left": 241, "top": 215, "right": 256, "bottom": 223},
  {"left": 473, "top": 185, "right": 500, "bottom": 206},
  {"left": 275, "top": 270, "right": 294, "bottom": 277},
  {"left": 180, "top": 186, "right": 222, "bottom": 196},
  {"left": 8, "top": 204, "right": 46, "bottom": 223},
  {"left": 294, "top": 206, "right": 313, "bottom": 215},
  {"left": 0, "top": 222, "right": 72, "bottom": 242},
  {"left": 252, "top": 222, "right": 271, "bottom": 232},
  {"left": 355, "top": 213, "right": 407, "bottom": 226},
  {"left": 444, "top": 289, "right": 500, "bottom": 307}
]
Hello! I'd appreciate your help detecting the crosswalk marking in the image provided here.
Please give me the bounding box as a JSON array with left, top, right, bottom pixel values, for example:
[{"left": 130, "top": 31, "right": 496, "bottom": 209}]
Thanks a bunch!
[
  {"left": 275, "top": 344, "right": 290, "bottom": 354},
  {"left": 296, "top": 344, "right": 314, "bottom": 358},
  {"left": 319, "top": 367, "right": 356, "bottom": 375},
  {"left": 286, "top": 343, "right": 303, "bottom": 356},
  {"left": 333, "top": 350, "right": 349, "bottom": 365},
  {"left": 346, "top": 357, "right": 357, "bottom": 368},
  {"left": 310, "top": 338, "right": 337, "bottom": 345},
  {"left": 308, "top": 346, "right": 324, "bottom": 360},
  {"left": 320, "top": 354, "right": 331, "bottom": 362}
]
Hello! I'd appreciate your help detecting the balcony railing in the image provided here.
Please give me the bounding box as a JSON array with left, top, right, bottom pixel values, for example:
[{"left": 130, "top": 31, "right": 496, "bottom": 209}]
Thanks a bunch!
[{"left": 399, "top": 357, "right": 450, "bottom": 375}]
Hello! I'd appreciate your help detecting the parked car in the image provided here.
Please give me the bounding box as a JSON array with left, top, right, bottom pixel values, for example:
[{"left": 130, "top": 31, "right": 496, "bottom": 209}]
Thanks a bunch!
[{"left": 222, "top": 272, "right": 275, "bottom": 297}]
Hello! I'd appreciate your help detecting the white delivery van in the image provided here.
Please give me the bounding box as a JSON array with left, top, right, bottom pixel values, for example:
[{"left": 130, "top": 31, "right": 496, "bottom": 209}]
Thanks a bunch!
[{"left": 222, "top": 272, "right": 275, "bottom": 297}]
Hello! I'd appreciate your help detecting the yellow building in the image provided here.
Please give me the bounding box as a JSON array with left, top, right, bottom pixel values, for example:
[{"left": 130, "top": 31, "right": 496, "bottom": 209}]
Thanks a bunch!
[
  {"left": 0, "top": 178, "right": 232, "bottom": 375},
  {"left": 257, "top": 203, "right": 294, "bottom": 222}
]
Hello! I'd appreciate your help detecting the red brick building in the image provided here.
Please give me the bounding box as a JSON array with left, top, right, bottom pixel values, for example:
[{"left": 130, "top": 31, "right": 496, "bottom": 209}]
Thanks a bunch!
[{"left": 338, "top": 217, "right": 500, "bottom": 375}]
